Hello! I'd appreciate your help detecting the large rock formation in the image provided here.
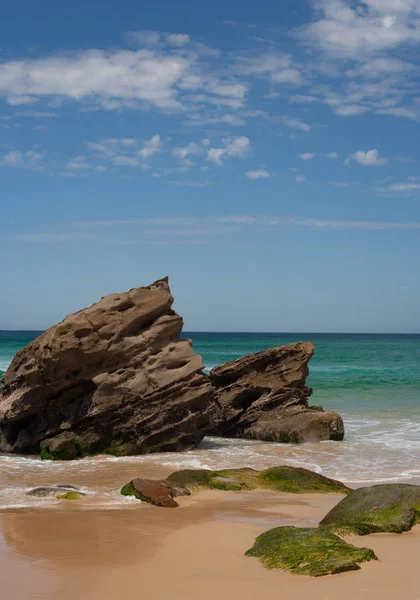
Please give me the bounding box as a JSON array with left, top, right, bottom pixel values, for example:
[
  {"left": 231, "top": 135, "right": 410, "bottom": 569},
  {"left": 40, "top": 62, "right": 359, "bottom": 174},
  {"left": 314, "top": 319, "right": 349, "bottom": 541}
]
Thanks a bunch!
[
  {"left": 0, "top": 278, "right": 215, "bottom": 456},
  {"left": 0, "top": 278, "right": 344, "bottom": 458},
  {"left": 210, "top": 344, "right": 344, "bottom": 443}
]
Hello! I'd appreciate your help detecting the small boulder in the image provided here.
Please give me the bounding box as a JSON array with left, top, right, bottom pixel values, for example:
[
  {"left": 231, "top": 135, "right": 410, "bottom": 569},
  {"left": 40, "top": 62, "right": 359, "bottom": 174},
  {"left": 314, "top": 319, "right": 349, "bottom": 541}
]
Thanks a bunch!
[
  {"left": 166, "top": 466, "right": 350, "bottom": 495},
  {"left": 245, "top": 526, "right": 377, "bottom": 576},
  {"left": 40, "top": 432, "right": 81, "bottom": 461},
  {"left": 121, "top": 478, "right": 179, "bottom": 508},
  {"left": 28, "top": 485, "right": 84, "bottom": 498},
  {"left": 320, "top": 484, "right": 420, "bottom": 534}
]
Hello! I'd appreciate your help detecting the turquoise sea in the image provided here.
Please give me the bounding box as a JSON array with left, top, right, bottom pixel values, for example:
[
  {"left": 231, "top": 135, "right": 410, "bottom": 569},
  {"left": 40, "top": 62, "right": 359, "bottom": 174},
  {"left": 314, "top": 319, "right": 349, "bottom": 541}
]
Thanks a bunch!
[{"left": 0, "top": 331, "right": 419, "bottom": 507}]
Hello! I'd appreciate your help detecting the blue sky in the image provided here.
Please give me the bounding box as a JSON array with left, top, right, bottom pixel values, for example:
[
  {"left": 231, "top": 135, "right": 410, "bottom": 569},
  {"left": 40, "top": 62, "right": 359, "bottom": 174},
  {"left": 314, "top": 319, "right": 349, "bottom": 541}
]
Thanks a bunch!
[{"left": 2, "top": 0, "right": 420, "bottom": 332}]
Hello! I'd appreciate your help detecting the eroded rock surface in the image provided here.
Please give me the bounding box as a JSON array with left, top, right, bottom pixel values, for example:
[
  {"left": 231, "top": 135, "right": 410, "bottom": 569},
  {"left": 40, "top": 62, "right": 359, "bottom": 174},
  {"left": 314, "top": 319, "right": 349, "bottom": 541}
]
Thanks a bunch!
[
  {"left": 210, "top": 343, "right": 344, "bottom": 443},
  {"left": 0, "top": 278, "right": 215, "bottom": 456},
  {"left": 0, "top": 278, "right": 345, "bottom": 458}
]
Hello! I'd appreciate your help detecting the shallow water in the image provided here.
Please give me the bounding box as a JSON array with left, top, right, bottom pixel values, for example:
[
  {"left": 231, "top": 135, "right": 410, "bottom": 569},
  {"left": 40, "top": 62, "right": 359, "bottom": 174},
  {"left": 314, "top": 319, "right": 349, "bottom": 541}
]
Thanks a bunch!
[{"left": 0, "top": 331, "right": 419, "bottom": 508}]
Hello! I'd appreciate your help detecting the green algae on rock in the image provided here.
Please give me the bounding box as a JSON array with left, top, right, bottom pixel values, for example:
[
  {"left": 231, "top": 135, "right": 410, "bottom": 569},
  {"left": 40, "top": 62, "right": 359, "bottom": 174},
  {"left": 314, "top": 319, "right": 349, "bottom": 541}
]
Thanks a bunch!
[
  {"left": 245, "top": 526, "right": 377, "bottom": 576},
  {"left": 166, "top": 466, "right": 350, "bottom": 495},
  {"left": 40, "top": 432, "right": 82, "bottom": 461},
  {"left": 320, "top": 484, "right": 420, "bottom": 535},
  {"left": 56, "top": 492, "right": 85, "bottom": 500},
  {"left": 28, "top": 484, "right": 84, "bottom": 498}
]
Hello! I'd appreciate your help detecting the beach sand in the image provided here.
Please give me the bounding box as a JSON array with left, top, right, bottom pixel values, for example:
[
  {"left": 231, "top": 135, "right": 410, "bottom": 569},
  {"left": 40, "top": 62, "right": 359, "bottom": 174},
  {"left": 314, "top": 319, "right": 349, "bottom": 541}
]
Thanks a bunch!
[{"left": 0, "top": 487, "right": 419, "bottom": 600}]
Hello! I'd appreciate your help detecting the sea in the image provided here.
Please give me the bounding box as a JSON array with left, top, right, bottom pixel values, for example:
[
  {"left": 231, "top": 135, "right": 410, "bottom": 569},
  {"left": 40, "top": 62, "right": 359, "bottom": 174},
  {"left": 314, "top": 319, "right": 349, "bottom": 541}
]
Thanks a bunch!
[{"left": 0, "top": 331, "right": 419, "bottom": 508}]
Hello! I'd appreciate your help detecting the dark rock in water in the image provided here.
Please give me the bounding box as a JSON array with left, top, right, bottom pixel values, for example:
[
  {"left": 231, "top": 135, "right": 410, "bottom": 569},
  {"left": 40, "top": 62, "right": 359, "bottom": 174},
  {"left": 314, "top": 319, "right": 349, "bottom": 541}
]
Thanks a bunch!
[
  {"left": 121, "top": 478, "right": 179, "bottom": 507},
  {"left": 41, "top": 432, "right": 81, "bottom": 460},
  {"left": 0, "top": 278, "right": 215, "bottom": 457},
  {"left": 0, "top": 278, "right": 345, "bottom": 458},
  {"left": 320, "top": 484, "right": 420, "bottom": 534},
  {"left": 245, "top": 526, "right": 377, "bottom": 576},
  {"left": 28, "top": 485, "right": 84, "bottom": 498},
  {"left": 210, "top": 343, "right": 344, "bottom": 443}
]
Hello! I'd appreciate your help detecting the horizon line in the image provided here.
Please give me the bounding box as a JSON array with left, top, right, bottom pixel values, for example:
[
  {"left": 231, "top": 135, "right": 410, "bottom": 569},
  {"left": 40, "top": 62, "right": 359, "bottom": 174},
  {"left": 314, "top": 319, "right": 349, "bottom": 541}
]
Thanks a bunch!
[{"left": 1, "top": 330, "right": 420, "bottom": 336}]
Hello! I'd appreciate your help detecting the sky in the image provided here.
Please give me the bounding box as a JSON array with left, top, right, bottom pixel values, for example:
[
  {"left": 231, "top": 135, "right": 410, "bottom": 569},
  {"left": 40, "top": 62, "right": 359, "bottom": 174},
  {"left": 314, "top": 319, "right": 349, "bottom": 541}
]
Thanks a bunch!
[{"left": 2, "top": 0, "right": 420, "bottom": 332}]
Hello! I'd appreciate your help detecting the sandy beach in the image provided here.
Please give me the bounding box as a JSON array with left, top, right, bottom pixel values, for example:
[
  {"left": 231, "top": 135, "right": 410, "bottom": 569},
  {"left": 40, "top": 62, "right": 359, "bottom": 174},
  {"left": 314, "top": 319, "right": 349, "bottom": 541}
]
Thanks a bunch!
[{"left": 0, "top": 484, "right": 419, "bottom": 600}]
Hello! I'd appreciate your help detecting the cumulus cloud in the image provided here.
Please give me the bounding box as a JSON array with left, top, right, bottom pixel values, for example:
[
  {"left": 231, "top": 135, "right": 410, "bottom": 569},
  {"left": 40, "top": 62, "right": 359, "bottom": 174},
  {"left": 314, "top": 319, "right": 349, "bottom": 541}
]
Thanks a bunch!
[
  {"left": 296, "top": 174, "right": 306, "bottom": 184},
  {"left": 207, "top": 136, "right": 251, "bottom": 166},
  {"left": 246, "top": 169, "right": 271, "bottom": 179},
  {"left": 300, "top": 152, "right": 316, "bottom": 160},
  {"left": 349, "top": 149, "right": 387, "bottom": 166},
  {"left": 139, "top": 135, "right": 163, "bottom": 160},
  {"left": 0, "top": 35, "right": 242, "bottom": 114},
  {"left": 300, "top": 0, "right": 420, "bottom": 57}
]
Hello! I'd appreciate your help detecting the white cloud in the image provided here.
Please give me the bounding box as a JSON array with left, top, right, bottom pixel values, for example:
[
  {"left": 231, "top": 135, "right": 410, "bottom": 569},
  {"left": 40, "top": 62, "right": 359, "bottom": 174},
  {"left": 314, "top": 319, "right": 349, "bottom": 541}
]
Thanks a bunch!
[
  {"left": 67, "top": 216, "right": 420, "bottom": 242},
  {"left": 350, "top": 149, "right": 387, "bottom": 166},
  {"left": 301, "top": 0, "right": 420, "bottom": 57},
  {"left": 300, "top": 152, "right": 316, "bottom": 160},
  {"left": 326, "top": 152, "right": 338, "bottom": 159},
  {"left": 0, "top": 38, "right": 241, "bottom": 114},
  {"left": 172, "top": 142, "right": 202, "bottom": 161},
  {"left": 236, "top": 53, "right": 304, "bottom": 85},
  {"left": 112, "top": 156, "right": 139, "bottom": 167},
  {"left": 296, "top": 175, "right": 306, "bottom": 184},
  {"left": 0, "top": 49, "right": 191, "bottom": 110},
  {"left": 207, "top": 136, "right": 251, "bottom": 166},
  {"left": 388, "top": 182, "right": 420, "bottom": 192},
  {"left": 246, "top": 169, "right": 271, "bottom": 179},
  {"left": 127, "top": 31, "right": 161, "bottom": 46},
  {"left": 282, "top": 116, "right": 312, "bottom": 132},
  {"left": 67, "top": 156, "right": 90, "bottom": 170},
  {"left": 139, "top": 135, "right": 163, "bottom": 160},
  {"left": 289, "top": 95, "right": 317, "bottom": 104},
  {"left": 164, "top": 33, "right": 191, "bottom": 46},
  {"left": 207, "top": 148, "right": 225, "bottom": 166},
  {"left": 1, "top": 149, "right": 43, "bottom": 169},
  {"left": 6, "top": 95, "right": 38, "bottom": 105},
  {"left": 334, "top": 104, "right": 369, "bottom": 116}
]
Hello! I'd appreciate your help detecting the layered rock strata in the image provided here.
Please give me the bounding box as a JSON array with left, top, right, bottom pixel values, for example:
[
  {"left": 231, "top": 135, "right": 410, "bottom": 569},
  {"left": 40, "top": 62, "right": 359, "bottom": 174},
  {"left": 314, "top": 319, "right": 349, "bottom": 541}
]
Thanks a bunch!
[{"left": 0, "top": 278, "right": 344, "bottom": 457}]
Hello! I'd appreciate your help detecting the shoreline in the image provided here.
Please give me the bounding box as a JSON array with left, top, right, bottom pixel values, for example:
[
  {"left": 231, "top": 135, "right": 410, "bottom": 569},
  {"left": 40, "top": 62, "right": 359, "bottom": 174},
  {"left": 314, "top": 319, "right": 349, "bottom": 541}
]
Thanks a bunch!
[{"left": 0, "top": 487, "right": 419, "bottom": 599}]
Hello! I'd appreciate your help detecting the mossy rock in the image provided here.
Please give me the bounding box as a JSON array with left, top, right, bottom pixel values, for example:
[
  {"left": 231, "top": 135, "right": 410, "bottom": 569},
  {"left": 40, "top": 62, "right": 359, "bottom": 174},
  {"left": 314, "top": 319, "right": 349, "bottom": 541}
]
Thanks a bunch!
[
  {"left": 100, "top": 441, "right": 136, "bottom": 457},
  {"left": 258, "top": 467, "right": 350, "bottom": 494},
  {"left": 120, "top": 480, "right": 178, "bottom": 507},
  {"left": 320, "top": 484, "right": 420, "bottom": 535},
  {"left": 56, "top": 492, "right": 85, "bottom": 500},
  {"left": 246, "top": 526, "right": 377, "bottom": 576},
  {"left": 28, "top": 485, "right": 83, "bottom": 498},
  {"left": 166, "top": 466, "right": 349, "bottom": 495},
  {"left": 40, "top": 432, "right": 82, "bottom": 461},
  {"left": 121, "top": 482, "right": 145, "bottom": 501}
]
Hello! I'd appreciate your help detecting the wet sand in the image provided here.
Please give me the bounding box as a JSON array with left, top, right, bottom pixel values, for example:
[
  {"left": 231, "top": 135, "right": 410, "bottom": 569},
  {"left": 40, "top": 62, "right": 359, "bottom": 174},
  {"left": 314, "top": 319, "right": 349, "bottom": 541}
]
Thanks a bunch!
[{"left": 0, "top": 488, "right": 419, "bottom": 600}]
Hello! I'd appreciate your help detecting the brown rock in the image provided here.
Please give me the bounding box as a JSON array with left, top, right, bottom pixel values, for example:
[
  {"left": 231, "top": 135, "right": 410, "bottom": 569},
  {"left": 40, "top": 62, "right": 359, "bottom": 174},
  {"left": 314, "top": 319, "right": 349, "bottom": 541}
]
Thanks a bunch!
[
  {"left": 122, "top": 478, "right": 179, "bottom": 507},
  {"left": 0, "top": 278, "right": 215, "bottom": 456},
  {"left": 41, "top": 431, "right": 81, "bottom": 460},
  {"left": 210, "top": 342, "right": 344, "bottom": 443}
]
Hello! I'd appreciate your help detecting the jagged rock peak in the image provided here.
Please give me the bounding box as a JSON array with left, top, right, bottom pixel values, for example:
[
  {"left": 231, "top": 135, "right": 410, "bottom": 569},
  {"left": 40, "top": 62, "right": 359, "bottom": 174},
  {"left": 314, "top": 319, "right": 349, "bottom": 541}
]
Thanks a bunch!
[{"left": 0, "top": 278, "right": 216, "bottom": 456}]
